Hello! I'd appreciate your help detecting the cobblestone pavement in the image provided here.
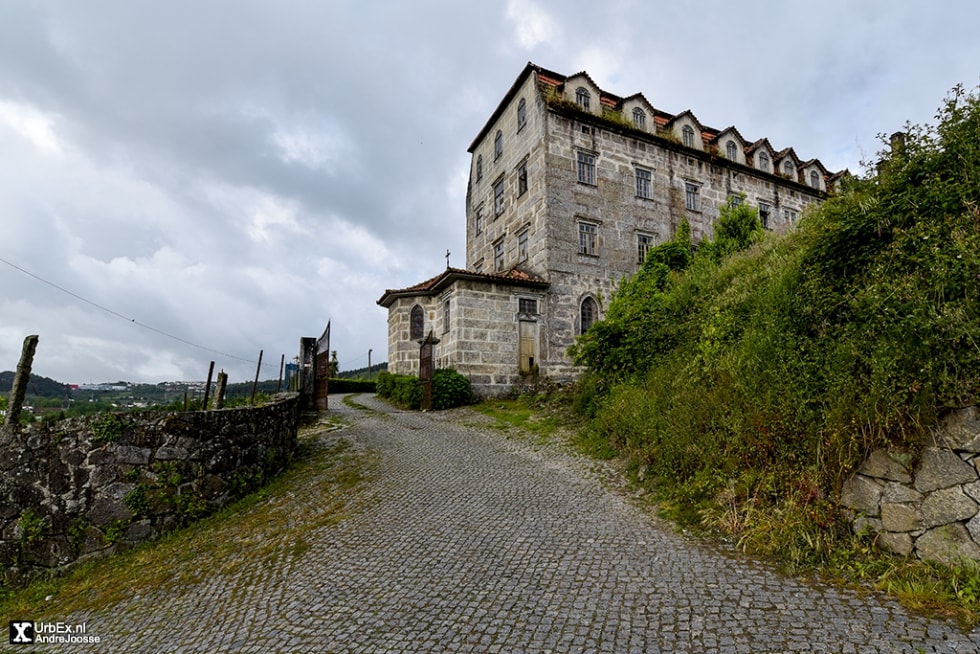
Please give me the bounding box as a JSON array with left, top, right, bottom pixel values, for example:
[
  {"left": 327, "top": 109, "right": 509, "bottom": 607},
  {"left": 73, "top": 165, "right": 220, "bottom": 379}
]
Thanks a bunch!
[{"left": 18, "top": 394, "right": 980, "bottom": 653}]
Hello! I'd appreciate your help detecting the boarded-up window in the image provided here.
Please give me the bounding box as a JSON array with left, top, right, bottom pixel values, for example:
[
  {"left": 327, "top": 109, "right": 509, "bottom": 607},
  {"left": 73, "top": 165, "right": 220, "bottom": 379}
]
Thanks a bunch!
[{"left": 519, "top": 320, "right": 537, "bottom": 373}]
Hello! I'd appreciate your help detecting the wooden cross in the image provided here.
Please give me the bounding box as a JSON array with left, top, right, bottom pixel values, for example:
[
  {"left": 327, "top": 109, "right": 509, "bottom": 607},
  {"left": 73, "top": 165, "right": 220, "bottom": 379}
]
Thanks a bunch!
[{"left": 445, "top": 249, "right": 451, "bottom": 269}]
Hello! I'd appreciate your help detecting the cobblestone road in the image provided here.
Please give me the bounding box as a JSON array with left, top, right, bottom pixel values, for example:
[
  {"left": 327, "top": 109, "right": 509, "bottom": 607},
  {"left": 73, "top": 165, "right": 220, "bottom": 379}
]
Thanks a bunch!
[{"left": 18, "top": 394, "right": 980, "bottom": 653}]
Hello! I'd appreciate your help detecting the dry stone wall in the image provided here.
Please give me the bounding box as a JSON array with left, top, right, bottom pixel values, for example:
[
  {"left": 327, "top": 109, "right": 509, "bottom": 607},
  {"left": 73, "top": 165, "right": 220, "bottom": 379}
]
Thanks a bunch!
[
  {"left": 841, "top": 406, "right": 980, "bottom": 565},
  {"left": 0, "top": 394, "right": 299, "bottom": 587}
]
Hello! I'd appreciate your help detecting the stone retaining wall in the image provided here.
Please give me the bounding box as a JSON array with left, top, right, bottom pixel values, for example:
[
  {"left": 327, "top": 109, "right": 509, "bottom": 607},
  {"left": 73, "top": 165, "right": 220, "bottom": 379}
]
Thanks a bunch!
[
  {"left": 0, "top": 393, "right": 299, "bottom": 587},
  {"left": 841, "top": 407, "right": 980, "bottom": 565}
]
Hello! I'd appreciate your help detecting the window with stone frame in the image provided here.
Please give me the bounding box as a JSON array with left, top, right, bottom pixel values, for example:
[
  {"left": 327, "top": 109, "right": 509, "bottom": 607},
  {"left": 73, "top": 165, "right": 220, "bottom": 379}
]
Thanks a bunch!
[
  {"left": 575, "top": 87, "right": 591, "bottom": 110},
  {"left": 635, "top": 167, "right": 651, "bottom": 199},
  {"left": 759, "top": 151, "right": 770, "bottom": 172},
  {"left": 442, "top": 299, "right": 450, "bottom": 334},
  {"left": 518, "top": 297, "right": 537, "bottom": 315},
  {"left": 682, "top": 125, "right": 695, "bottom": 148},
  {"left": 517, "top": 98, "right": 527, "bottom": 131},
  {"left": 684, "top": 182, "right": 700, "bottom": 211},
  {"left": 475, "top": 204, "right": 484, "bottom": 235},
  {"left": 494, "top": 130, "right": 503, "bottom": 160},
  {"left": 476, "top": 154, "right": 483, "bottom": 181},
  {"left": 577, "top": 151, "right": 596, "bottom": 186},
  {"left": 632, "top": 107, "right": 646, "bottom": 129},
  {"left": 759, "top": 202, "right": 771, "bottom": 230},
  {"left": 410, "top": 304, "right": 424, "bottom": 341},
  {"left": 517, "top": 159, "right": 528, "bottom": 196},
  {"left": 637, "top": 233, "right": 655, "bottom": 264},
  {"left": 517, "top": 228, "right": 529, "bottom": 263},
  {"left": 578, "top": 221, "right": 598, "bottom": 256},
  {"left": 493, "top": 177, "right": 505, "bottom": 217},
  {"left": 474, "top": 259, "right": 484, "bottom": 274},
  {"left": 580, "top": 296, "right": 598, "bottom": 334},
  {"left": 493, "top": 238, "right": 505, "bottom": 272},
  {"left": 726, "top": 140, "right": 738, "bottom": 160},
  {"left": 784, "top": 207, "right": 798, "bottom": 222}
]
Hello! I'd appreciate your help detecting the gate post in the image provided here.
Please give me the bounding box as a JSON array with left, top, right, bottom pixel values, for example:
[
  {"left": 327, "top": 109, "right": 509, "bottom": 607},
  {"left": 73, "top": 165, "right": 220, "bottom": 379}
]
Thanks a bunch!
[{"left": 419, "top": 331, "right": 440, "bottom": 411}]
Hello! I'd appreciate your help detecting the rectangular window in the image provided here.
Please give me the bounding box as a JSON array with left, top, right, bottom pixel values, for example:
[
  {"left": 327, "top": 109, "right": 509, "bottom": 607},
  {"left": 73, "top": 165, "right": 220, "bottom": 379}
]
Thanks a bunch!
[
  {"left": 784, "top": 208, "right": 798, "bottom": 222},
  {"left": 493, "top": 239, "right": 504, "bottom": 272},
  {"left": 759, "top": 202, "right": 771, "bottom": 230},
  {"left": 577, "top": 151, "right": 596, "bottom": 186},
  {"left": 493, "top": 178, "right": 505, "bottom": 217},
  {"left": 728, "top": 194, "right": 743, "bottom": 207},
  {"left": 578, "top": 221, "right": 597, "bottom": 256},
  {"left": 517, "top": 229, "right": 528, "bottom": 262},
  {"left": 635, "top": 167, "right": 651, "bottom": 199},
  {"left": 685, "top": 182, "right": 700, "bottom": 211},
  {"left": 518, "top": 298, "right": 537, "bottom": 315},
  {"left": 474, "top": 259, "right": 484, "bottom": 274},
  {"left": 637, "top": 233, "right": 654, "bottom": 264},
  {"left": 442, "top": 300, "right": 450, "bottom": 334},
  {"left": 517, "top": 160, "right": 528, "bottom": 196},
  {"left": 475, "top": 205, "right": 484, "bottom": 235}
]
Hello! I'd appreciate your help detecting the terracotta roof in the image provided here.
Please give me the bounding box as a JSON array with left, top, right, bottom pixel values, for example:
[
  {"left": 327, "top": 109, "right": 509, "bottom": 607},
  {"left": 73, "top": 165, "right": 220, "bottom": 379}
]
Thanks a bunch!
[{"left": 377, "top": 267, "right": 549, "bottom": 308}]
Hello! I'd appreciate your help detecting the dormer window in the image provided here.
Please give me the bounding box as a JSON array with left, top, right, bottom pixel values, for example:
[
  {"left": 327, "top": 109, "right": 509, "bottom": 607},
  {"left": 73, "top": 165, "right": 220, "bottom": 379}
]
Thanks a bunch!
[
  {"left": 632, "top": 108, "right": 646, "bottom": 129},
  {"left": 783, "top": 160, "right": 794, "bottom": 177},
  {"left": 517, "top": 98, "right": 527, "bottom": 131},
  {"left": 494, "top": 130, "right": 503, "bottom": 160},
  {"left": 810, "top": 170, "right": 820, "bottom": 189},
  {"left": 759, "top": 152, "right": 770, "bottom": 172},
  {"left": 575, "top": 87, "right": 591, "bottom": 111},
  {"left": 726, "top": 140, "right": 738, "bottom": 160},
  {"left": 682, "top": 125, "right": 695, "bottom": 148}
]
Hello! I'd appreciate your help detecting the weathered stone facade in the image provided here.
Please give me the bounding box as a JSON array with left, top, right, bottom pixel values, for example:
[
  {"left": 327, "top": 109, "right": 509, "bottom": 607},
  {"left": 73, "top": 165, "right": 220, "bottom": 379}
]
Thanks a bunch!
[
  {"left": 841, "top": 406, "right": 980, "bottom": 564},
  {"left": 380, "top": 63, "right": 841, "bottom": 396},
  {"left": 0, "top": 394, "right": 299, "bottom": 587}
]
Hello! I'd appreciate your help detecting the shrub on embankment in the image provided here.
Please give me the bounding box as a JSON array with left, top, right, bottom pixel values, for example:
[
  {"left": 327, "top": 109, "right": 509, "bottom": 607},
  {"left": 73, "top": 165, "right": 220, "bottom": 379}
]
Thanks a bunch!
[{"left": 570, "top": 85, "right": 980, "bottom": 566}]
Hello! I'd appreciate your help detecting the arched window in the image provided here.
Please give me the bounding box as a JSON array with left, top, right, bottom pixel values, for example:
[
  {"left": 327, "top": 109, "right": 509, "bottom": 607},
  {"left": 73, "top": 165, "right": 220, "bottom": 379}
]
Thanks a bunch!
[
  {"left": 759, "top": 151, "right": 770, "bottom": 171},
  {"left": 632, "top": 107, "right": 646, "bottom": 129},
  {"left": 726, "top": 140, "right": 738, "bottom": 160},
  {"left": 783, "top": 160, "right": 794, "bottom": 177},
  {"left": 517, "top": 98, "right": 527, "bottom": 131},
  {"left": 494, "top": 130, "right": 503, "bottom": 160},
  {"left": 410, "top": 305, "right": 424, "bottom": 341},
  {"left": 476, "top": 154, "right": 483, "bottom": 181},
  {"left": 575, "top": 87, "right": 591, "bottom": 110},
  {"left": 810, "top": 170, "right": 820, "bottom": 189},
  {"left": 682, "top": 125, "right": 695, "bottom": 148},
  {"left": 580, "top": 296, "right": 598, "bottom": 334}
]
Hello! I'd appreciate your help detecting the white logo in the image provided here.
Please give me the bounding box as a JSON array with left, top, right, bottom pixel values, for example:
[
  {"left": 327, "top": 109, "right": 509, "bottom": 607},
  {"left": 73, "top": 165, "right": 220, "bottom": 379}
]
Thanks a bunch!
[{"left": 9, "top": 621, "right": 34, "bottom": 644}]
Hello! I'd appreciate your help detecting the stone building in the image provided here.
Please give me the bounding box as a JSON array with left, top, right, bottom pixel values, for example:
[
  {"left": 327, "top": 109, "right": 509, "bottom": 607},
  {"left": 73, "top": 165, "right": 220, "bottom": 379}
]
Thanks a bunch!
[{"left": 378, "top": 63, "right": 842, "bottom": 396}]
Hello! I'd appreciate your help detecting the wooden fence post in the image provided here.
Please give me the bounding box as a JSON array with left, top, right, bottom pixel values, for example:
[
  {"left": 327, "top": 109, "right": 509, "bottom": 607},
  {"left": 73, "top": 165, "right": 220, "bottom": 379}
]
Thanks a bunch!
[
  {"left": 215, "top": 371, "right": 228, "bottom": 409},
  {"left": 5, "top": 335, "right": 39, "bottom": 426},
  {"left": 202, "top": 361, "right": 215, "bottom": 410}
]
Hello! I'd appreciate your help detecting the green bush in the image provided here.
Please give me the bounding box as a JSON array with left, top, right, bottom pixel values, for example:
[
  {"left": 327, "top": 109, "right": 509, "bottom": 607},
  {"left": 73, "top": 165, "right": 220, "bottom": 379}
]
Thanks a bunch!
[
  {"left": 570, "top": 84, "right": 980, "bottom": 568},
  {"left": 431, "top": 368, "right": 473, "bottom": 410},
  {"left": 327, "top": 378, "right": 377, "bottom": 394}
]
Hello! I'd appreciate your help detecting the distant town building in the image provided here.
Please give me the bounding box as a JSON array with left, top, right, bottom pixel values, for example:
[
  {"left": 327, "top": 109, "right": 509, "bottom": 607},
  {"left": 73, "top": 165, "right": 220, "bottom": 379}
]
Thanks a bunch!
[{"left": 379, "top": 63, "right": 842, "bottom": 396}]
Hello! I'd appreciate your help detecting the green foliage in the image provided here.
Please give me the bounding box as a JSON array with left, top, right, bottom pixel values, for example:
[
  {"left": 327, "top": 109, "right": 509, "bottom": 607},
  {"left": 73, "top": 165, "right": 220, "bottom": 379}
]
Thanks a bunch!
[
  {"left": 174, "top": 491, "right": 208, "bottom": 524},
  {"left": 17, "top": 509, "right": 47, "bottom": 545},
  {"left": 572, "top": 85, "right": 980, "bottom": 576},
  {"left": 67, "top": 516, "right": 90, "bottom": 556},
  {"left": 123, "top": 484, "right": 150, "bottom": 518},
  {"left": 92, "top": 412, "right": 125, "bottom": 443},
  {"left": 104, "top": 519, "right": 127, "bottom": 545},
  {"left": 431, "top": 369, "right": 472, "bottom": 410},
  {"left": 376, "top": 371, "right": 423, "bottom": 409}
]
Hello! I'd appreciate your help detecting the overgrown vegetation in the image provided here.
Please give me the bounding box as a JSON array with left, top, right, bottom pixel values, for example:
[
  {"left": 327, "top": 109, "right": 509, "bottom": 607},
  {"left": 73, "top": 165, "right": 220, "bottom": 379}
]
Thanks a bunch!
[
  {"left": 376, "top": 369, "right": 472, "bottom": 410},
  {"left": 569, "top": 85, "right": 980, "bottom": 626}
]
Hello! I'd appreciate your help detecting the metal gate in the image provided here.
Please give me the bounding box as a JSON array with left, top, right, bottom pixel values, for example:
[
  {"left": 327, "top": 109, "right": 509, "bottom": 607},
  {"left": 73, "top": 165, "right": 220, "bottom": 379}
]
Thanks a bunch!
[{"left": 314, "top": 321, "right": 330, "bottom": 410}]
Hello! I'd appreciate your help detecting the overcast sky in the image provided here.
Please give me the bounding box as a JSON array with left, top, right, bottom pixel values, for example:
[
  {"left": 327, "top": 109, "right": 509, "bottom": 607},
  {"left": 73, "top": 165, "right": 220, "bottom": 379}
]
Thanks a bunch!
[{"left": 2, "top": 0, "right": 978, "bottom": 384}]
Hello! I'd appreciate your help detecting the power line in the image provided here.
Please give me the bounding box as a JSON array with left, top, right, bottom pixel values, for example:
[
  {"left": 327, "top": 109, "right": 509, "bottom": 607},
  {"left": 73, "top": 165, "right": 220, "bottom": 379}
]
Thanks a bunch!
[{"left": 0, "top": 255, "right": 273, "bottom": 368}]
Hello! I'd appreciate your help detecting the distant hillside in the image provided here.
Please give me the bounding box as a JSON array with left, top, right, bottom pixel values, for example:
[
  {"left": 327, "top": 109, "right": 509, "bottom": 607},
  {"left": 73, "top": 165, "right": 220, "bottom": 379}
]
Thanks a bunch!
[
  {"left": 338, "top": 362, "right": 388, "bottom": 379},
  {"left": 0, "top": 371, "right": 70, "bottom": 398}
]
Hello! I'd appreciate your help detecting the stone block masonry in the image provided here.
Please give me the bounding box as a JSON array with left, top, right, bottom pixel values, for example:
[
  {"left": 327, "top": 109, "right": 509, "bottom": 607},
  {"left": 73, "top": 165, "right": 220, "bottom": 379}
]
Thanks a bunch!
[
  {"left": 841, "top": 406, "right": 980, "bottom": 564},
  {"left": 0, "top": 393, "right": 299, "bottom": 587}
]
